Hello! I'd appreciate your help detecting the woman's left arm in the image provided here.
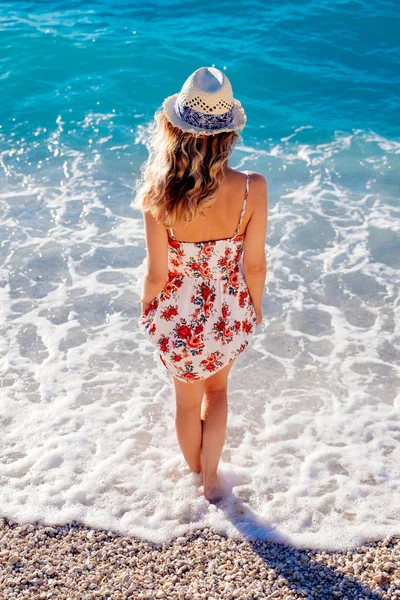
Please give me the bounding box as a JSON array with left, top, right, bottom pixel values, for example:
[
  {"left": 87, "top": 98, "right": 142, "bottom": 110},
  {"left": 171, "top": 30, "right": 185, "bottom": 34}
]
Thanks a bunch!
[{"left": 140, "top": 210, "right": 169, "bottom": 313}]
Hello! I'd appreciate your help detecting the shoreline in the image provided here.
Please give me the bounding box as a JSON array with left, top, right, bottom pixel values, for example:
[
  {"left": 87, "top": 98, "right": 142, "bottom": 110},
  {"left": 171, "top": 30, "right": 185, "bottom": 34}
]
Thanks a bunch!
[{"left": 1, "top": 517, "right": 399, "bottom": 599}]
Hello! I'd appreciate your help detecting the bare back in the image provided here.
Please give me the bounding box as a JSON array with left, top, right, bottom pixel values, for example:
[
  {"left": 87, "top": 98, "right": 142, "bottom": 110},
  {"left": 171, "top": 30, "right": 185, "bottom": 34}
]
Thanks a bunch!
[{"left": 169, "top": 168, "right": 259, "bottom": 243}]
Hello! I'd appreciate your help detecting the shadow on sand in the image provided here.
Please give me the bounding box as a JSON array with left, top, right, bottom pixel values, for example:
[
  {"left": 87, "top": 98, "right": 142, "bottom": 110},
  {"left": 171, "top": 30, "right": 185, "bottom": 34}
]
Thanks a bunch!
[{"left": 209, "top": 488, "right": 386, "bottom": 600}]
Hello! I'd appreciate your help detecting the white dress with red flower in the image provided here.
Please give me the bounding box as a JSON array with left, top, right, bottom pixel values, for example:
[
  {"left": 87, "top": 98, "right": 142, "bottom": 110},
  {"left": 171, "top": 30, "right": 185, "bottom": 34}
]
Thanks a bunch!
[{"left": 138, "top": 171, "right": 257, "bottom": 383}]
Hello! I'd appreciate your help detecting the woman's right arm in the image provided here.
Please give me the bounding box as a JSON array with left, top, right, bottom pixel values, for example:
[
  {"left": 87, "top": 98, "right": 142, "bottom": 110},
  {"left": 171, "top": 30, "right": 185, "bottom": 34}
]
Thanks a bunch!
[
  {"left": 242, "top": 173, "right": 268, "bottom": 325},
  {"left": 140, "top": 210, "right": 169, "bottom": 313}
]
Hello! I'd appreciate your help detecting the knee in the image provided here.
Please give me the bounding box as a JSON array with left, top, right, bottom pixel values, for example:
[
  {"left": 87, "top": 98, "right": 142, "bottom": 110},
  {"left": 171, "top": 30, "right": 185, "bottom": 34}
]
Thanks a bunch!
[
  {"left": 203, "top": 387, "right": 227, "bottom": 399},
  {"left": 176, "top": 394, "right": 202, "bottom": 410}
]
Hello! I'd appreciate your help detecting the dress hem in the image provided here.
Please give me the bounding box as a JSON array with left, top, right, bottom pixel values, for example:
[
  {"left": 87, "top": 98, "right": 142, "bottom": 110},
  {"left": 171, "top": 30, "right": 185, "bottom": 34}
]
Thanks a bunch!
[{"left": 157, "top": 336, "right": 253, "bottom": 384}]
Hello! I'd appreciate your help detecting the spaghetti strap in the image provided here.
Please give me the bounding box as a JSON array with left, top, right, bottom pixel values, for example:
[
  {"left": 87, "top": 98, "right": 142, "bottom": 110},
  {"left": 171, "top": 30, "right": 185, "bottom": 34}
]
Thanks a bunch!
[
  {"left": 169, "top": 227, "right": 176, "bottom": 239},
  {"left": 233, "top": 171, "right": 250, "bottom": 237}
]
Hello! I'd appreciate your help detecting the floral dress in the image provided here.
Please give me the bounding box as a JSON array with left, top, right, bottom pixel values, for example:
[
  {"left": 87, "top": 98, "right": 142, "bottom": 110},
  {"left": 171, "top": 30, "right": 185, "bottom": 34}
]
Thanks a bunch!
[{"left": 137, "top": 171, "right": 257, "bottom": 383}]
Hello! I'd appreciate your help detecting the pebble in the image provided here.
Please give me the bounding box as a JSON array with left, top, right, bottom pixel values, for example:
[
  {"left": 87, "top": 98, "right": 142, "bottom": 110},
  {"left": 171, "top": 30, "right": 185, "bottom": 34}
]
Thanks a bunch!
[
  {"left": 373, "top": 571, "right": 388, "bottom": 584},
  {"left": 8, "top": 553, "right": 19, "bottom": 565},
  {"left": 0, "top": 518, "right": 399, "bottom": 599}
]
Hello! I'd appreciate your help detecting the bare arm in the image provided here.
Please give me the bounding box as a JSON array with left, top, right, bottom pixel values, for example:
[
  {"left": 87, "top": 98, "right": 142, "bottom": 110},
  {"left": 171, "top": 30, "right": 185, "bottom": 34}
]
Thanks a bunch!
[
  {"left": 242, "top": 173, "right": 268, "bottom": 325},
  {"left": 140, "top": 210, "right": 169, "bottom": 312}
]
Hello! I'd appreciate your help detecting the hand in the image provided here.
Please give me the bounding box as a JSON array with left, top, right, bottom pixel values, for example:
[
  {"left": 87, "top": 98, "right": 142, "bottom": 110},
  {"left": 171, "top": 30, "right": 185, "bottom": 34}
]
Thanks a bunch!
[
  {"left": 255, "top": 310, "right": 263, "bottom": 326},
  {"left": 141, "top": 300, "right": 151, "bottom": 314}
]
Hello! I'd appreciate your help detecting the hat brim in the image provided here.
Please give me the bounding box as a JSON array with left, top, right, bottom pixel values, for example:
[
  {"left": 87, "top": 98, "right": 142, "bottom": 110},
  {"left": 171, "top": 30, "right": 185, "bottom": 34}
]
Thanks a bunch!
[{"left": 162, "top": 93, "right": 247, "bottom": 136}]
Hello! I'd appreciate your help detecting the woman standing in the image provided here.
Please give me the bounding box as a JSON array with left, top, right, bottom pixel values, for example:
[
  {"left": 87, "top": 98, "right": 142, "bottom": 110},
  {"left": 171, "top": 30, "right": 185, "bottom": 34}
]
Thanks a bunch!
[{"left": 135, "top": 66, "right": 268, "bottom": 503}]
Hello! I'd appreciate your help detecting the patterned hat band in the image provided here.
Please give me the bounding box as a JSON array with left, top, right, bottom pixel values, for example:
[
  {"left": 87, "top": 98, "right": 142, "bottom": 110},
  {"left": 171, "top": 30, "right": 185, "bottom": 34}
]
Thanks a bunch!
[
  {"left": 174, "top": 96, "right": 234, "bottom": 131},
  {"left": 162, "top": 67, "right": 246, "bottom": 135}
]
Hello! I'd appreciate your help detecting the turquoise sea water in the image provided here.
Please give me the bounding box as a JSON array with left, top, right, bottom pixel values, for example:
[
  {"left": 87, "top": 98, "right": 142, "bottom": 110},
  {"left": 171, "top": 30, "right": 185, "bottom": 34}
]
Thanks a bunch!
[
  {"left": 2, "top": 0, "right": 400, "bottom": 138},
  {"left": 1, "top": 1, "right": 399, "bottom": 549}
]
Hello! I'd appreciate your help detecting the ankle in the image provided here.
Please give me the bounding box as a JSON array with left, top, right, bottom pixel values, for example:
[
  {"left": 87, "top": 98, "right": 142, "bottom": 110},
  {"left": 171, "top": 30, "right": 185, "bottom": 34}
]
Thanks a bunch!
[{"left": 203, "top": 471, "right": 218, "bottom": 486}]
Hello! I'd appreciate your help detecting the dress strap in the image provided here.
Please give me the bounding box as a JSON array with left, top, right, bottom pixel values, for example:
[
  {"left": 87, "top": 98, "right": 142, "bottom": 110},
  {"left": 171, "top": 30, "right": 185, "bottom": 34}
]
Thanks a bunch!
[
  {"left": 169, "top": 227, "right": 176, "bottom": 240},
  {"left": 233, "top": 171, "right": 250, "bottom": 237}
]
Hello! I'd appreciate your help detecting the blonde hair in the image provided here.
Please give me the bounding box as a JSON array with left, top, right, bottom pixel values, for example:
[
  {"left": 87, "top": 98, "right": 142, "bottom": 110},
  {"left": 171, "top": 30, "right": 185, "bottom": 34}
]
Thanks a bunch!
[{"left": 133, "top": 110, "right": 240, "bottom": 228}]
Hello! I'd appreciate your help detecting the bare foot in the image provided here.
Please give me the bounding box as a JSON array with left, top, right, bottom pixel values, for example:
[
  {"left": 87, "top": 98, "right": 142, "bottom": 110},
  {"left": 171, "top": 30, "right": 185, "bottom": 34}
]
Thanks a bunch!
[{"left": 202, "top": 475, "right": 225, "bottom": 504}]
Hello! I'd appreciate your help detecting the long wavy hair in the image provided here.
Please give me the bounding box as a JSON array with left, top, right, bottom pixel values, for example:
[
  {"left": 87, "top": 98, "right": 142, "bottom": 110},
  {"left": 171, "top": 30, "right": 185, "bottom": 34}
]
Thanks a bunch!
[{"left": 133, "top": 109, "right": 240, "bottom": 229}]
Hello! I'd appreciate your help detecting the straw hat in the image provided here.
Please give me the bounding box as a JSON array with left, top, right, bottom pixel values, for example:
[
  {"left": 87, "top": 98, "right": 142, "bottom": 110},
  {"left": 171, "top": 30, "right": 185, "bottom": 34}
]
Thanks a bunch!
[{"left": 162, "top": 66, "right": 247, "bottom": 136}]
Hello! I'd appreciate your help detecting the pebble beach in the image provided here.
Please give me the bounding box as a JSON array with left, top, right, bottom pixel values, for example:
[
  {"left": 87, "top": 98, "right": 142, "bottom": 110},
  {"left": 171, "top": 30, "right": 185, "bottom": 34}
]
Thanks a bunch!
[{"left": 1, "top": 517, "right": 399, "bottom": 599}]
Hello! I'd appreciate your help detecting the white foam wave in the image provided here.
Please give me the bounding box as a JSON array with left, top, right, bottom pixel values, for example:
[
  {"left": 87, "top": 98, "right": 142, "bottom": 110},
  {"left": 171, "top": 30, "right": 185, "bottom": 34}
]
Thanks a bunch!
[{"left": 0, "top": 123, "right": 399, "bottom": 549}]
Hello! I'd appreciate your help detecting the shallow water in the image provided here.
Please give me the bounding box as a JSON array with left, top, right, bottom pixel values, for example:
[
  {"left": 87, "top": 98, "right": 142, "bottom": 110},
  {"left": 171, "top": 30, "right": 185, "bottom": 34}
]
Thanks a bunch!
[{"left": 0, "top": 0, "right": 399, "bottom": 550}]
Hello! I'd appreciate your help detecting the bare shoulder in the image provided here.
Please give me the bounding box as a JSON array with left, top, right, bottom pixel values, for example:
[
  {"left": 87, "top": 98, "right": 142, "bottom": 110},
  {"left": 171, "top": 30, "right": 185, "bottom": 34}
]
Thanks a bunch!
[
  {"left": 224, "top": 168, "right": 267, "bottom": 210},
  {"left": 246, "top": 171, "right": 268, "bottom": 211},
  {"left": 246, "top": 170, "right": 267, "bottom": 188},
  {"left": 226, "top": 168, "right": 267, "bottom": 188}
]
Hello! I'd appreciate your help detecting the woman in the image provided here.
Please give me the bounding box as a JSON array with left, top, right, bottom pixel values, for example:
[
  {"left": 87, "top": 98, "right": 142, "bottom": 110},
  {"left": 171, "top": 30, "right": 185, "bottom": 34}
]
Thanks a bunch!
[{"left": 135, "top": 66, "right": 268, "bottom": 503}]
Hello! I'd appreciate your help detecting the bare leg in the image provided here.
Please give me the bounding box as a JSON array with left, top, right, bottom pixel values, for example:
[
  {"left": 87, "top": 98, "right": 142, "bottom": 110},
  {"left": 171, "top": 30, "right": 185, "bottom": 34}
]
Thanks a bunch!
[
  {"left": 172, "top": 376, "right": 204, "bottom": 474},
  {"left": 201, "top": 360, "right": 234, "bottom": 502}
]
